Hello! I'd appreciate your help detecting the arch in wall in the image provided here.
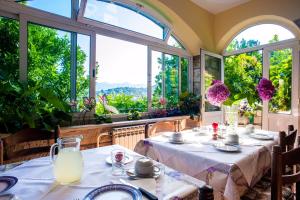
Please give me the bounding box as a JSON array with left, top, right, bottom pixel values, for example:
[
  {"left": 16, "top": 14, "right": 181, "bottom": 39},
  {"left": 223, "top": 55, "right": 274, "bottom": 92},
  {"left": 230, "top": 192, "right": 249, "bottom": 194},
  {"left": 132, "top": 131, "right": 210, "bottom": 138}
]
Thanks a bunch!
[{"left": 216, "top": 15, "right": 300, "bottom": 53}]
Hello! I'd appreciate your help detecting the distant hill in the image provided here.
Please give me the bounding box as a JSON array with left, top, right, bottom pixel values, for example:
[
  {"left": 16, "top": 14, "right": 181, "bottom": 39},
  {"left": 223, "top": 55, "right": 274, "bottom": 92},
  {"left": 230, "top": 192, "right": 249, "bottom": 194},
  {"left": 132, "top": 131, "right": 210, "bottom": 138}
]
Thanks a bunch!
[
  {"left": 96, "top": 84, "right": 147, "bottom": 97},
  {"left": 96, "top": 82, "right": 146, "bottom": 91}
]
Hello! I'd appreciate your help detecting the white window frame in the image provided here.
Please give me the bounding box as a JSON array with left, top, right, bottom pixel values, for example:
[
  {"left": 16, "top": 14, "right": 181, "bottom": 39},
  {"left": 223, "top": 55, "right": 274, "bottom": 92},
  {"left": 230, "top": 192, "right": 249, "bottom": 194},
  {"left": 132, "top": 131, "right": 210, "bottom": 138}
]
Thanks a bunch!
[
  {"left": 0, "top": 0, "right": 192, "bottom": 114},
  {"left": 223, "top": 37, "right": 300, "bottom": 131}
]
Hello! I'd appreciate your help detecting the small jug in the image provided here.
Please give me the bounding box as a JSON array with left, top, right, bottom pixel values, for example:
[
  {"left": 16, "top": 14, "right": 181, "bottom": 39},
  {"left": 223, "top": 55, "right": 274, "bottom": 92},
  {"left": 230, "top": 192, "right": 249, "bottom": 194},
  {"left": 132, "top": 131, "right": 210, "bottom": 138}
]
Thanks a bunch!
[{"left": 50, "top": 136, "right": 83, "bottom": 185}]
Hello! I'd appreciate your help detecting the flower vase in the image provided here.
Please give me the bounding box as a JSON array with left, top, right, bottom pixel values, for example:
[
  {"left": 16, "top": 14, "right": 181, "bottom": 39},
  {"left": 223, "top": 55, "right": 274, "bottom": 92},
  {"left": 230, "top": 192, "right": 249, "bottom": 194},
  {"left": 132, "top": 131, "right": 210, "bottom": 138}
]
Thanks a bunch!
[{"left": 224, "top": 105, "right": 238, "bottom": 135}]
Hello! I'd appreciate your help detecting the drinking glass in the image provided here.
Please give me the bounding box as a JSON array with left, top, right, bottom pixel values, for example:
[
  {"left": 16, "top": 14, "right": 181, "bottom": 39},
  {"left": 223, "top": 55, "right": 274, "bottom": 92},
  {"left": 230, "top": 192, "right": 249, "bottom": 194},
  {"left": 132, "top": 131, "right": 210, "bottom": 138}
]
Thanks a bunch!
[
  {"left": 50, "top": 136, "right": 83, "bottom": 185},
  {"left": 111, "top": 149, "right": 125, "bottom": 176}
]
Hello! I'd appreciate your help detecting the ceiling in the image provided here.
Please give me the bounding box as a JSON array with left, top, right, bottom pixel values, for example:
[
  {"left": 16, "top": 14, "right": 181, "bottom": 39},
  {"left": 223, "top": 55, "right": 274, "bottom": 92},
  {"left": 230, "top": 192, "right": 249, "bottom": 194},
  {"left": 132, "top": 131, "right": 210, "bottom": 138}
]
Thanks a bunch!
[{"left": 190, "top": 0, "right": 251, "bottom": 14}]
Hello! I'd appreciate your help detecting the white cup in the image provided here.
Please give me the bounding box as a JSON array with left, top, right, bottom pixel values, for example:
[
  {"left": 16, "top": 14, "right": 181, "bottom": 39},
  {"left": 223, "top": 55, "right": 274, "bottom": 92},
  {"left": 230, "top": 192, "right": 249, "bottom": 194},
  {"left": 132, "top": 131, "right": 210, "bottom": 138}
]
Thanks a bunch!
[
  {"left": 226, "top": 134, "right": 239, "bottom": 145},
  {"left": 172, "top": 132, "right": 183, "bottom": 142}
]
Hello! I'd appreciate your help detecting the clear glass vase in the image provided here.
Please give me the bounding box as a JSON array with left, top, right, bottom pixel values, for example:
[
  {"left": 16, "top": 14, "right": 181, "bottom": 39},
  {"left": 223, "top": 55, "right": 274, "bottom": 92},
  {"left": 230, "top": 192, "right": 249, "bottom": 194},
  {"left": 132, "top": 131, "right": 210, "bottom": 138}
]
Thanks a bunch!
[{"left": 224, "top": 105, "right": 239, "bottom": 134}]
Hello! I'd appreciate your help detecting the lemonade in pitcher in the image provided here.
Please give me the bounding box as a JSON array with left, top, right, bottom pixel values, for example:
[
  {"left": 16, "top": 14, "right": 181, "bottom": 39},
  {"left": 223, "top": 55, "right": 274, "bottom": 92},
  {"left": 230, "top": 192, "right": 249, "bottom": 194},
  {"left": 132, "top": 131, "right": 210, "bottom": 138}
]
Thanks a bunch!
[{"left": 50, "top": 136, "right": 83, "bottom": 184}]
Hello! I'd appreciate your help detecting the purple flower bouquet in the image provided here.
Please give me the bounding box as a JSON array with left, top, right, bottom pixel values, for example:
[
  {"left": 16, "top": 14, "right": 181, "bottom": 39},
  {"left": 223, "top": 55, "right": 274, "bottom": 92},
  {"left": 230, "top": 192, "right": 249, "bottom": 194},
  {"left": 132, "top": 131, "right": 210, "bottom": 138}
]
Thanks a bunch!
[
  {"left": 257, "top": 78, "right": 275, "bottom": 101},
  {"left": 206, "top": 80, "right": 230, "bottom": 106}
]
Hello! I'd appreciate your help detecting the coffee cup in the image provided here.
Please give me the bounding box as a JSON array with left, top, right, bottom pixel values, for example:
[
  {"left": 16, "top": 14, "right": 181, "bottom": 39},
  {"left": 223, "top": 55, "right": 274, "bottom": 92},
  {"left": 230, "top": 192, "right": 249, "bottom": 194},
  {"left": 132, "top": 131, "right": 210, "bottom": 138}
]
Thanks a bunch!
[
  {"left": 245, "top": 124, "right": 254, "bottom": 134},
  {"left": 172, "top": 132, "right": 183, "bottom": 142},
  {"left": 226, "top": 133, "right": 239, "bottom": 145},
  {"left": 135, "top": 158, "right": 155, "bottom": 176}
]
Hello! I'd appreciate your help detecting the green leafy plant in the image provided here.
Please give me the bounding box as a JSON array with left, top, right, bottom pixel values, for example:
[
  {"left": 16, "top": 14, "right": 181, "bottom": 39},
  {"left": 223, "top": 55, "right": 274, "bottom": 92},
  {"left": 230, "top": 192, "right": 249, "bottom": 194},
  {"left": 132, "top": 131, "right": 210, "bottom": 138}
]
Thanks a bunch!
[
  {"left": 94, "top": 114, "right": 112, "bottom": 124},
  {"left": 179, "top": 92, "right": 201, "bottom": 116},
  {"left": 127, "top": 109, "right": 141, "bottom": 121},
  {"left": 0, "top": 79, "right": 72, "bottom": 133}
]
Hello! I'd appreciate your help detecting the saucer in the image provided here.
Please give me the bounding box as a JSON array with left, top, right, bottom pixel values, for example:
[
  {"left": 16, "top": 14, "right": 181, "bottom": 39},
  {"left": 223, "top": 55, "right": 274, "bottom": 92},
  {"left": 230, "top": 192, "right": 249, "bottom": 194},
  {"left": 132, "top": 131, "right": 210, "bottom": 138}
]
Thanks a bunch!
[
  {"left": 126, "top": 166, "right": 161, "bottom": 179},
  {"left": 169, "top": 138, "right": 185, "bottom": 144}
]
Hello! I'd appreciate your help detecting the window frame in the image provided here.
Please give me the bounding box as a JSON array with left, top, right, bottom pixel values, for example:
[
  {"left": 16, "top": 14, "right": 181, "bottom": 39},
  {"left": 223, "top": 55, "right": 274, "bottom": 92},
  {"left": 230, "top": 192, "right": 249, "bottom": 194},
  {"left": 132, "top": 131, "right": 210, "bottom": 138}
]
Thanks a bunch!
[
  {"left": 78, "top": 0, "right": 170, "bottom": 41},
  {"left": 0, "top": 0, "right": 192, "bottom": 115},
  {"left": 223, "top": 29, "right": 300, "bottom": 131}
]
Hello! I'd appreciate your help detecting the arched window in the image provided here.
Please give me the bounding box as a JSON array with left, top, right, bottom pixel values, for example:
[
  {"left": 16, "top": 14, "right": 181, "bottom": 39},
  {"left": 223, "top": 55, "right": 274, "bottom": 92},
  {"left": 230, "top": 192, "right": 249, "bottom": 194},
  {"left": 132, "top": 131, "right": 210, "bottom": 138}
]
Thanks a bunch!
[
  {"left": 226, "top": 24, "right": 295, "bottom": 52},
  {"left": 83, "top": 0, "right": 167, "bottom": 39}
]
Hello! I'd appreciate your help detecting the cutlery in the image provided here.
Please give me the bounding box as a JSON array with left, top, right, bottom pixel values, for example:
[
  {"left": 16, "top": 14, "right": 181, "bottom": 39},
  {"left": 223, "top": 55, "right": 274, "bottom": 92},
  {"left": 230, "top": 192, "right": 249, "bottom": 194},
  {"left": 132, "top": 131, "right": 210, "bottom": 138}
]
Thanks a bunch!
[{"left": 119, "top": 179, "right": 158, "bottom": 200}]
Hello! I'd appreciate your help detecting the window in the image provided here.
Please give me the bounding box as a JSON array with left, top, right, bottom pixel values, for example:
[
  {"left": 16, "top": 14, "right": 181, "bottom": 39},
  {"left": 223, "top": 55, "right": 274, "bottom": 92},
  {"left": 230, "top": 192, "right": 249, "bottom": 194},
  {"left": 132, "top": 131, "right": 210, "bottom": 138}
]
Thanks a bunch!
[
  {"left": 225, "top": 50, "right": 263, "bottom": 126},
  {"left": 95, "top": 34, "right": 147, "bottom": 114},
  {"left": 84, "top": 0, "right": 165, "bottom": 39},
  {"left": 168, "top": 35, "right": 184, "bottom": 49},
  {"left": 181, "top": 58, "right": 189, "bottom": 93},
  {"left": 204, "top": 54, "right": 221, "bottom": 112},
  {"left": 0, "top": 16, "right": 19, "bottom": 80},
  {"left": 269, "top": 48, "right": 292, "bottom": 114},
  {"left": 151, "top": 51, "right": 163, "bottom": 109},
  {"left": 20, "top": 0, "right": 71, "bottom": 18},
  {"left": 28, "top": 23, "right": 71, "bottom": 101},
  {"left": 164, "top": 54, "right": 179, "bottom": 108},
  {"left": 77, "top": 34, "right": 90, "bottom": 101},
  {"left": 226, "top": 24, "right": 295, "bottom": 52}
]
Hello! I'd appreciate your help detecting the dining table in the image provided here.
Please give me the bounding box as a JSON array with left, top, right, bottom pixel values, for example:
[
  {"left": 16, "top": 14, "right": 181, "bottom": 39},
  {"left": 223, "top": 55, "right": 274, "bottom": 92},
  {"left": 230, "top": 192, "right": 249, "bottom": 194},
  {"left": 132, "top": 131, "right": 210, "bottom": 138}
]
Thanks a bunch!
[
  {"left": 0, "top": 144, "right": 207, "bottom": 200},
  {"left": 134, "top": 127, "right": 278, "bottom": 200}
]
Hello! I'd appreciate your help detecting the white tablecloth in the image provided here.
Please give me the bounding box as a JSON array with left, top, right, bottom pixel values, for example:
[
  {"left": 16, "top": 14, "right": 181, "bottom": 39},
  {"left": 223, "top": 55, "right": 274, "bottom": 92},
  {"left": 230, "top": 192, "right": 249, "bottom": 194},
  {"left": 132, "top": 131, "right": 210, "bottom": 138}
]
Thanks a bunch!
[
  {"left": 134, "top": 128, "right": 278, "bottom": 200},
  {"left": 1, "top": 145, "right": 204, "bottom": 200}
]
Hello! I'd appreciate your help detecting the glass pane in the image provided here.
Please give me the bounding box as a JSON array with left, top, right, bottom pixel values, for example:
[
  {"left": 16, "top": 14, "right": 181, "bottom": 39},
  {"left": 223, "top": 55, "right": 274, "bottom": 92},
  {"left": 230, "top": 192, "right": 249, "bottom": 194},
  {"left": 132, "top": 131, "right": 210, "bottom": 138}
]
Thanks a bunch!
[
  {"left": 225, "top": 50, "right": 263, "bottom": 127},
  {"left": 77, "top": 34, "right": 90, "bottom": 101},
  {"left": 28, "top": 23, "right": 71, "bottom": 101},
  {"left": 84, "top": 0, "right": 164, "bottom": 39},
  {"left": 181, "top": 58, "right": 189, "bottom": 93},
  {"left": 151, "top": 51, "right": 163, "bottom": 109},
  {"left": 226, "top": 24, "right": 295, "bottom": 52},
  {"left": 167, "top": 35, "right": 183, "bottom": 49},
  {"left": 269, "top": 48, "right": 292, "bottom": 114},
  {"left": 0, "top": 16, "right": 19, "bottom": 80},
  {"left": 95, "top": 35, "right": 147, "bottom": 114},
  {"left": 22, "top": 0, "right": 71, "bottom": 18},
  {"left": 204, "top": 55, "right": 221, "bottom": 112},
  {"left": 165, "top": 54, "right": 179, "bottom": 108}
]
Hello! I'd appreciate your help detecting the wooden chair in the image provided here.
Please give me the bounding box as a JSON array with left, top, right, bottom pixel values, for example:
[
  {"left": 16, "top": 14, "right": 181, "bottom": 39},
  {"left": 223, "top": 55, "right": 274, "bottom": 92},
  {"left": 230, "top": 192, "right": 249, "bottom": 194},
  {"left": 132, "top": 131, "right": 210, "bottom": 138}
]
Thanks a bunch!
[
  {"left": 180, "top": 118, "right": 200, "bottom": 130},
  {"left": 271, "top": 145, "right": 300, "bottom": 200},
  {"left": 279, "top": 130, "right": 298, "bottom": 153},
  {"left": 288, "top": 125, "right": 294, "bottom": 134},
  {"left": 97, "top": 132, "right": 111, "bottom": 147},
  {"left": 146, "top": 121, "right": 176, "bottom": 138},
  {"left": 0, "top": 127, "right": 58, "bottom": 164}
]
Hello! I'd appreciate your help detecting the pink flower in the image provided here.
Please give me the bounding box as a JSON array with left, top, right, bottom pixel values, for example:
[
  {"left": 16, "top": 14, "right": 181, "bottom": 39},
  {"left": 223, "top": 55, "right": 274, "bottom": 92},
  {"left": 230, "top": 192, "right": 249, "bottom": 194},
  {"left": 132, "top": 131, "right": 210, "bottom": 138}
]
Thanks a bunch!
[
  {"left": 257, "top": 78, "right": 275, "bottom": 101},
  {"left": 206, "top": 80, "right": 230, "bottom": 106},
  {"left": 159, "top": 97, "right": 167, "bottom": 106}
]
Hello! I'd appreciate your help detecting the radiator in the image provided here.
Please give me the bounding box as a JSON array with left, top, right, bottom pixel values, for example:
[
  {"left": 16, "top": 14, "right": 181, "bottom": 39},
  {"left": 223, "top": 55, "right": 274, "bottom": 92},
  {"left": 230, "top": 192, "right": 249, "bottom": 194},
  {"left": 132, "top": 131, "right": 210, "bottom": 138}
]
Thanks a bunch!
[{"left": 112, "top": 125, "right": 145, "bottom": 150}]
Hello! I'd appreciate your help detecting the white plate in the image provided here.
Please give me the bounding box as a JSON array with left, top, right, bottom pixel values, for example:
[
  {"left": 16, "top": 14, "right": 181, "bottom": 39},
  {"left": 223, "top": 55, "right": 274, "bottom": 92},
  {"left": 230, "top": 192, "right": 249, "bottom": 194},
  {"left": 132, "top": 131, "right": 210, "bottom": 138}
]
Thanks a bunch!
[
  {"left": 213, "top": 143, "right": 240, "bottom": 152},
  {"left": 249, "top": 133, "right": 273, "bottom": 140},
  {"left": 106, "top": 155, "right": 133, "bottom": 165}
]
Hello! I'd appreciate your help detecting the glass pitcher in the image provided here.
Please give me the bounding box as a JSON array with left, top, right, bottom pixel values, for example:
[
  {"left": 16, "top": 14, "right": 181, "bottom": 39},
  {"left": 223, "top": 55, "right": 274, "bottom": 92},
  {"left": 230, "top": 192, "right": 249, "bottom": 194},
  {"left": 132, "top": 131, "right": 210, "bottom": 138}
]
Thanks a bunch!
[{"left": 50, "top": 136, "right": 83, "bottom": 185}]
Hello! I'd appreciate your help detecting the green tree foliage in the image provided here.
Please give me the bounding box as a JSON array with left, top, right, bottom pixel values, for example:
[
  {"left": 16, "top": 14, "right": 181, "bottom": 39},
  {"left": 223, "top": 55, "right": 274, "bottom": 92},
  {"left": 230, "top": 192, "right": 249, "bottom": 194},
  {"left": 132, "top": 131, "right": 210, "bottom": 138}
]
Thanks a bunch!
[
  {"left": 225, "top": 35, "right": 292, "bottom": 113},
  {"left": 27, "top": 24, "right": 89, "bottom": 101},
  {"left": 152, "top": 54, "right": 180, "bottom": 109},
  {"left": 96, "top": 93, "right": 147, "bottom": 114},
  {"left": 0, "top": 17, "right": 19, "bottom": 80}
]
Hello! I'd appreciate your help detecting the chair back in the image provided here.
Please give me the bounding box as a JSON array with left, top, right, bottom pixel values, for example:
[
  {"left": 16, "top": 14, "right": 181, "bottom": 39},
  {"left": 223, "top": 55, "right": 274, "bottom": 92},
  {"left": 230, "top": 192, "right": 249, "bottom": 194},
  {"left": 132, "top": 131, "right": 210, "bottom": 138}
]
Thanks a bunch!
[
  {"left": 1, "top": 128, "right": 57, "bottom": 164},
  {"left": 288, "top": 125, "right": 294, "bottom": 134},
  {"left": 146, "top": 121, "right": 176, "bottom": 137},
  {"left": 279, "top": 130, "right": 297, "bottom": 153},
  {"left": 180, "top": 118, "right": 200, "bottom": 130},
  {"left": 271, "top": 145, "right": 300, "bottom": 200}
]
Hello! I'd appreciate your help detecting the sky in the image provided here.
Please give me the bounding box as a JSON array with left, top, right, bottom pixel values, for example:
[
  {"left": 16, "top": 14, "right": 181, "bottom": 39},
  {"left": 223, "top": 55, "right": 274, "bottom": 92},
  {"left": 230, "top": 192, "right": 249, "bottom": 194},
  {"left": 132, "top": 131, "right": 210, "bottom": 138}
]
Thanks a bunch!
[{"left": 27, "top": 1, "right": 295, "bottom": 89}]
